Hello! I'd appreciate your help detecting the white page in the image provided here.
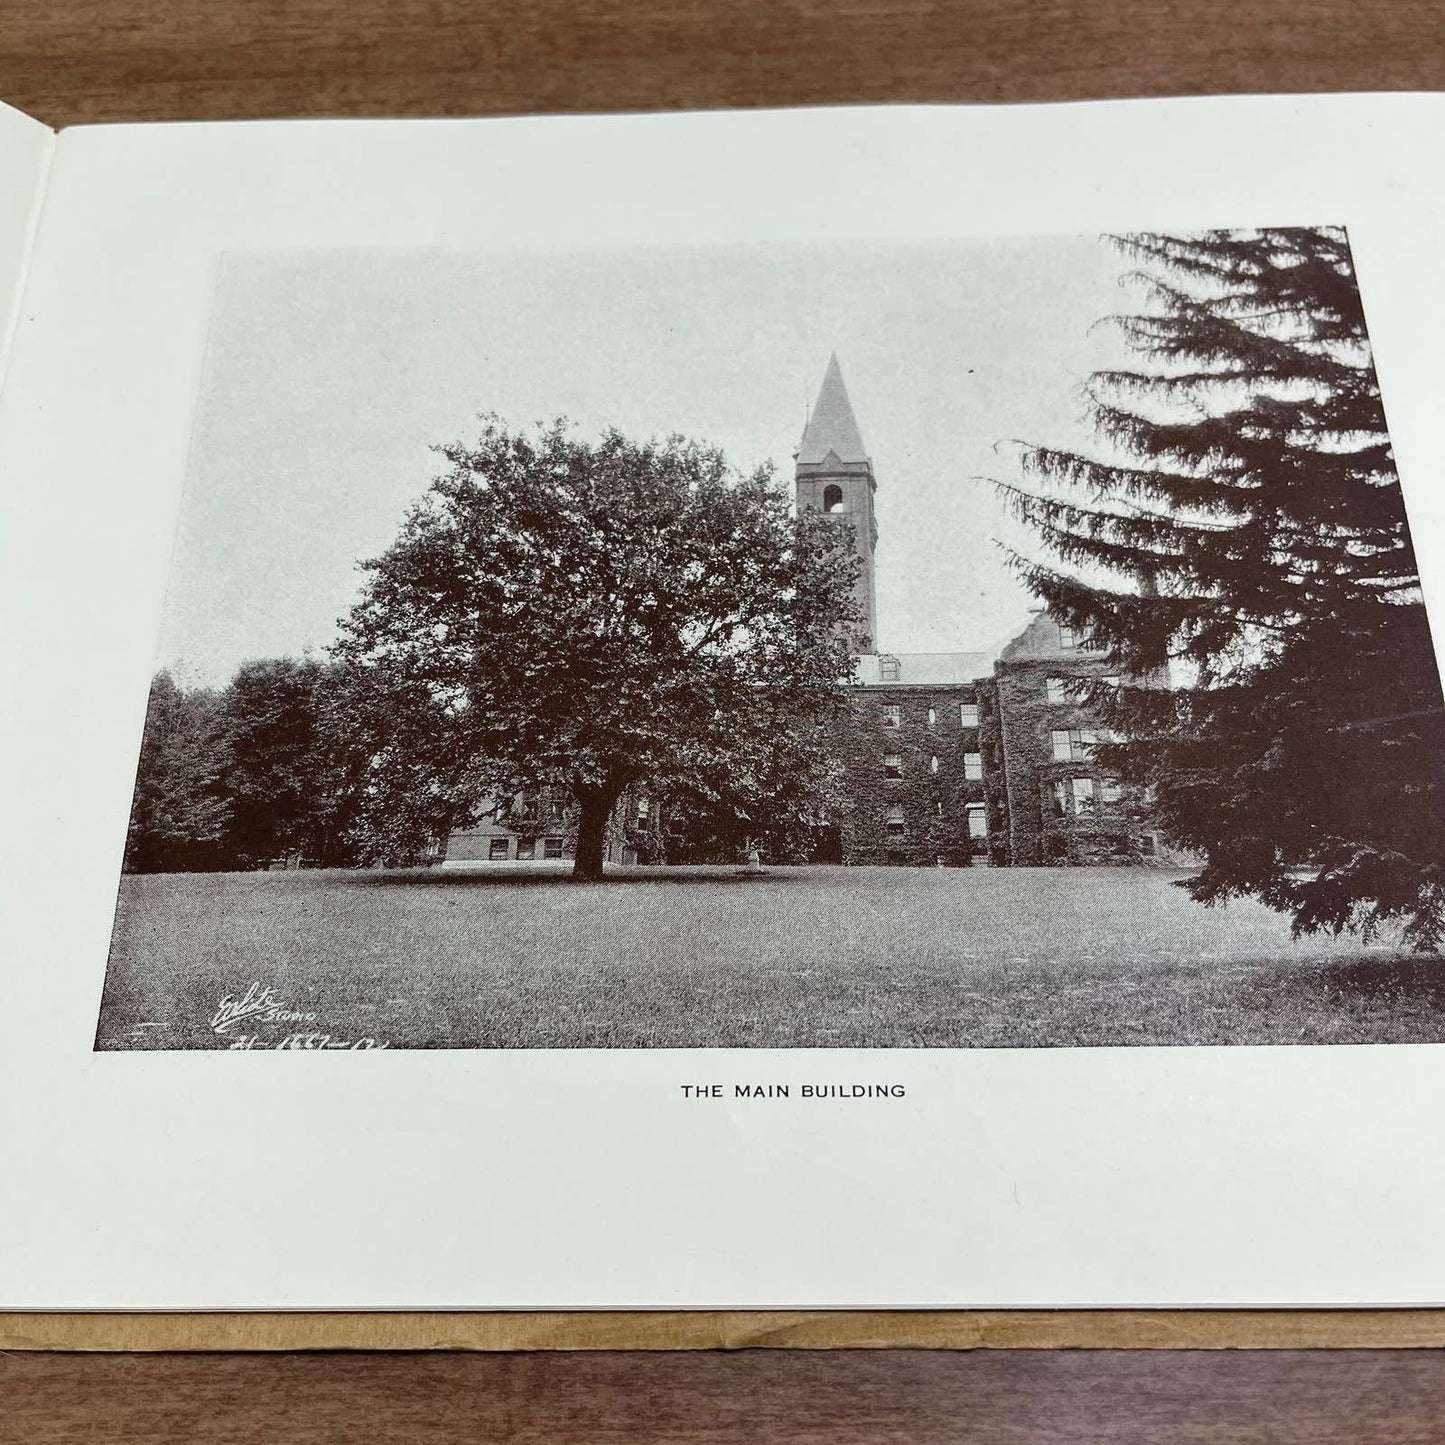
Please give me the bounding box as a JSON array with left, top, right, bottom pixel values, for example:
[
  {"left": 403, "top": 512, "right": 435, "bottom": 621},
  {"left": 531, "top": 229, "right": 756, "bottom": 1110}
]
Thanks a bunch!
[
  {"left": 0, "top": 101, "right": 53, "bottom": 392},
  {"left": 2, "top": 96, "right": 1445, "bottom": 1309}
]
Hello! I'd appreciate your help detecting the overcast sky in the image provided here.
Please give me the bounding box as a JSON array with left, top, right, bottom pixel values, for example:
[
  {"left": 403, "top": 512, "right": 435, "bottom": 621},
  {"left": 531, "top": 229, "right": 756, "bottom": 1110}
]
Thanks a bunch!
[{"left": 158, "top": 236, "right": 1135, "bottom": 687}]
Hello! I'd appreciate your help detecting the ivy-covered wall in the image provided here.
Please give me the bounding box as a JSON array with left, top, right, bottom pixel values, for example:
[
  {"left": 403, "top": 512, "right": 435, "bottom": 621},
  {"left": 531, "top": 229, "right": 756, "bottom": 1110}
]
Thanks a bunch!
[
  {"left": 993, "top": 611, "right": 1150, "bottom": 866},
  {"left": 827, "top": 684, "right": 990, "bottom": 866}
]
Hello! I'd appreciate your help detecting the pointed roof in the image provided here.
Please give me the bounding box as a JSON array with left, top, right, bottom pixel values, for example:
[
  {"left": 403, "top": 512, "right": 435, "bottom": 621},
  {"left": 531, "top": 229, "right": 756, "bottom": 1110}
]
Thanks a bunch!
[{"left": 797, "top": 354, "right": 869, "bottom": 466}]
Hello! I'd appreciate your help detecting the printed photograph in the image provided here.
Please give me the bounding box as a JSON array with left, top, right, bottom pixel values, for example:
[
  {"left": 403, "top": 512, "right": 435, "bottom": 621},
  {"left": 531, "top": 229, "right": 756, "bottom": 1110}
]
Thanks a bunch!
[{"left": 96, "top": 228, "right": 1445, "bottom": 1050}]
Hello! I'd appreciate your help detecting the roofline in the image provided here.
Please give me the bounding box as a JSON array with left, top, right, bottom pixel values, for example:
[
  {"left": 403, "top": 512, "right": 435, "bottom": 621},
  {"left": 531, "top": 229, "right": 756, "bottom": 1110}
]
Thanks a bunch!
[{"left": 847, "top": 677, "right": 993, "bottom": 690}]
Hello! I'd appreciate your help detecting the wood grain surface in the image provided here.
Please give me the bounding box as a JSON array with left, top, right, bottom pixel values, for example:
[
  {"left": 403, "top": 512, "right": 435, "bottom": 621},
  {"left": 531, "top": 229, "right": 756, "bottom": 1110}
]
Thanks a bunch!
[
  {"left": 9, "top": 1308, "right": 1445, "bottom": 1352},
  {"left": 0, "top": 0, "right": 1442, "bottom": 127},
  {"left": 4, "top": 0, "right": 1445, "bottom": 1433},
  {"left": 4, "top": 1349, "right": 1445, "bottom": 1442}
]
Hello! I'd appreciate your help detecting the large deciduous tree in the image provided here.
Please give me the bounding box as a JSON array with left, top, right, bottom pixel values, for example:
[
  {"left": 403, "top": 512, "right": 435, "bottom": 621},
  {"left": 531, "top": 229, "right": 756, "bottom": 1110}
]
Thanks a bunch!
[
  {"left": 1003, "top": 227, "right": 1445, "bottom": 948},
  {"left": 333, "top": 418, "right": 860, "bottom": 879}
]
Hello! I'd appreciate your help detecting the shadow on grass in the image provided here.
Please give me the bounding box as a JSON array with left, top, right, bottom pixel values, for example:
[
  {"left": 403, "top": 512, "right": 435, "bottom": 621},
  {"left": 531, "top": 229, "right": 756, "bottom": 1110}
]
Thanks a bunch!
[
  {"left": 348, "top": 866, "right": 805, "bottom": 889},
  {"left": 1233, "top": 952, "right": 1445, "bottom": 1010}
]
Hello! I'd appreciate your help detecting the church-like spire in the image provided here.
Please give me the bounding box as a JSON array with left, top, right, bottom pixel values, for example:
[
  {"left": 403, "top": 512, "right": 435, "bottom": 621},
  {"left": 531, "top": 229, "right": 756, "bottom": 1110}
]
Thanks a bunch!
[
  {"left": 793, "top": 355, "right": 879, "bottom": 655},
  {"left": 797, "top": 353, "right": 869, "bottom": 466}
]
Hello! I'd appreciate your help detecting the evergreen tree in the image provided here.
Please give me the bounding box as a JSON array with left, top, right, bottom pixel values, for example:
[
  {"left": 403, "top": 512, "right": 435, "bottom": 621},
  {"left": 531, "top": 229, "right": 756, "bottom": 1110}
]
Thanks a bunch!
[{"left": 1003, "top": 227, "right": 1445, "bottom": 948}]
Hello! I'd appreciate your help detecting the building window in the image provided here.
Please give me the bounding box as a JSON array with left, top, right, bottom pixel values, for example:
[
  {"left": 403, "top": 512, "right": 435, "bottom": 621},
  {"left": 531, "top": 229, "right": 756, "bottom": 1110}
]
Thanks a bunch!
[
  {"left": 966, "top": 804, "right": 987, "bottom": 839},
  {"left": 963, "top": 752, "right": 983, "bottom": 781},
  {"left": 488, "top": 837, "right": 510, "bottom": 861},
  {"left": 1057, "top": 624, "right": 1077, "bottom": 648},
  {"left": 960, "top": 703, "right": 979, "bottom": 728},
  {"left": 823, "top": 483, "right": 845, "bottom": 513},
  {"left": 883, "top": 754, "right": 903, "bottom": 779},
  {"left": 882, "top": 705, "right": 901, "bottom": 729},
  {"left": 929, "top": 755, "right": 939, "bottom": 774},
  {"left": 516, "top": 837, "right": 536, "bottom": 861},
  {"left": 1051, "top": 728, "right": 1096, "bottom": 763},
  {"left": 885, "top": 807, "right": 906, "bottom": 836},
  {"left": 927, "top": 706, "right": 936, "bottom": 727},
  {"left": 636, "top": 797, "right": 651, "bottom": 828},
  {"left": 1052, "top": 778, "right": 1098, "bottom": 817},
  {"left": 1101, "top": 778, "right": 1123, "bottom": 805},
  {"left": 879, "top": 654, "right": 900, "bottom": 682},
  {"left": 543, "top": 837, "right": 564, "bottom": 859},
  {"left": 1046, "top": 675, "right": 1073, "bottom": 704}
]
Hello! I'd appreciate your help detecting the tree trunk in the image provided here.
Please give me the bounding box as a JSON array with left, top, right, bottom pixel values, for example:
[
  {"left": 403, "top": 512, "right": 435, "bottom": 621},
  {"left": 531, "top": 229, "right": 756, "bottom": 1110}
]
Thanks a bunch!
[{"left": 572, "top": 778, "right": 624, "bottom": 881}]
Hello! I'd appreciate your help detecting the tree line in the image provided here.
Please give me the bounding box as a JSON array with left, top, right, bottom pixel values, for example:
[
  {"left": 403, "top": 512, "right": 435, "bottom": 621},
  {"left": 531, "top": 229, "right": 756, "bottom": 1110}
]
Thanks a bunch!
[
  {"left": 125, "top": 659, "right": 370, "bottom": 872},
  {"left": 126, "top": 642, "right": 850, "bottom": 875},
  {"left": 126, "top": 427, "right": 861, "bottom": 876}
]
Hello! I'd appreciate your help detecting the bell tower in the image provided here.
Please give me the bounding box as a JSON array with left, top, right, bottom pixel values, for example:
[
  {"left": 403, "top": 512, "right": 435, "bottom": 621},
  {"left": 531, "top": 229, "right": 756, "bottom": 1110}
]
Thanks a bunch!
[{"left": 794, "top": 354, "right": 879, "bottom": 654}]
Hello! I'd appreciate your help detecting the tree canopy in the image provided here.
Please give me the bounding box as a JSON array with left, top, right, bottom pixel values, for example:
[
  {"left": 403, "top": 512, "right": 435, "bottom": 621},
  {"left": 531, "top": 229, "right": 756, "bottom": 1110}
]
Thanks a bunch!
[
  {"left": 220, "top": 657, "right": 361, "bottom": 868},
  {"left": 124, "top": 672, "right": 231, "bottom": 873},
  {"left": 333, "top": 417, "right": 861, "bottom": 878},
  {"left": 1004, "top": 227, "right": 1445, "bottom": 948}
]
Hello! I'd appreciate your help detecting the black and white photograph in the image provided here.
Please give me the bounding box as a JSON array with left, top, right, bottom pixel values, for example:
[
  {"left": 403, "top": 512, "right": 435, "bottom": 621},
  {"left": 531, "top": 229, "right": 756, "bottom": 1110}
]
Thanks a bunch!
[{"left": 95, "top": 226, "right": 1445, "bottom": 1053}]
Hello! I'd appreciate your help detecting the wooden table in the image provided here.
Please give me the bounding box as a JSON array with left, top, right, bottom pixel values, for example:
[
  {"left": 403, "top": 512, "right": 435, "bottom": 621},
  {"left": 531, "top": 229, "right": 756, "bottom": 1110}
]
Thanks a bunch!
[
  {"left": 2, "top": 0, "right": 1444, "bottom": 1436},
  {"left": 2, "top": 0, "right": 1442, "bottom": 126},
  {"left": 4, "top": 1348, "right": 1445, "bottom": 1441}
]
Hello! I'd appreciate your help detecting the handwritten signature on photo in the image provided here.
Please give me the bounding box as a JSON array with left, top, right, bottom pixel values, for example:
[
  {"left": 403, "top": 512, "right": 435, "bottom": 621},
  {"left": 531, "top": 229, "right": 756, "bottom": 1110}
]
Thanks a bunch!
[{"left": 210, "top": 982, "right": 389, "bottom": 1050}]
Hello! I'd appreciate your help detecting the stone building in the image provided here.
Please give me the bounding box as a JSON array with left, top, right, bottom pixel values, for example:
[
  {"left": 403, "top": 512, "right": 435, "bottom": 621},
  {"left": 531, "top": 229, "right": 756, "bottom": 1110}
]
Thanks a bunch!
[
  {"left": 801, "top": 355, "right": 1163, "bottom": 868},
  {"left": 444, "top": 356, "right": 1163, "bottom": 868},
  {"left": 439, "top": 794, "right": 572, "bottom": 866}
]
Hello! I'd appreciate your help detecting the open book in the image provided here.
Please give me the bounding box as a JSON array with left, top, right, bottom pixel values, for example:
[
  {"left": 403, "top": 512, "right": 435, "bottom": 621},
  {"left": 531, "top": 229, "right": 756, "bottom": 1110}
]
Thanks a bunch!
[{"left": 2, "top": 92, "right": 1445, "bottom": 1311}]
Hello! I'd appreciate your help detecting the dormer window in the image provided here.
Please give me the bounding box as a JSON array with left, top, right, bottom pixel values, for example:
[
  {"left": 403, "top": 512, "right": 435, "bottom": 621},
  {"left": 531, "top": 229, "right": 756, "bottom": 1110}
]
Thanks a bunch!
[
  {"left": 879, "top": 654, "right": 900, "bottom": 682},
  {"left": 823, "top": 483, "right": 845, "bottom": 513},
  {"left": 1057, "top": 624, "right": 1078, "bottom": 649}
]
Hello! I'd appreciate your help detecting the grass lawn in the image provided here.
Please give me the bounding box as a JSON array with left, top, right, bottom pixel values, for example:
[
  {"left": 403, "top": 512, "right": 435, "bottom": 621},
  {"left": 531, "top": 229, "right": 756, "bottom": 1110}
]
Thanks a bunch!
[{"left": 95, "top": 864, "right": 1445, "bottom": 1050}]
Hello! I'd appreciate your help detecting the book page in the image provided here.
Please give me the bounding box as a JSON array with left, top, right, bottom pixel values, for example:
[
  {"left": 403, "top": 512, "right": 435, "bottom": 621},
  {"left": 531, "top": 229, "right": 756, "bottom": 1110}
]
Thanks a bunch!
[
  {"left": 2, "top": 97, "right": 1445, "bottom": 1310},
  {"left": 0, "top": 101, "right": 53, "bottom": 394}
]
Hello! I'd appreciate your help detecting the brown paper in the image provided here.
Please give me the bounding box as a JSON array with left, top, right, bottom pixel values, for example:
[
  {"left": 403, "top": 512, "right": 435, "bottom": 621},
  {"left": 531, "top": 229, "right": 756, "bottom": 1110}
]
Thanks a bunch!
[{"left": 5, "top": 1309, "right": 1445, "bottom": 1352}]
